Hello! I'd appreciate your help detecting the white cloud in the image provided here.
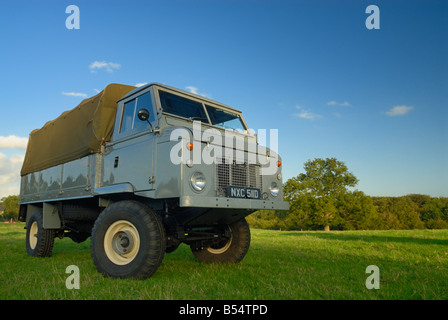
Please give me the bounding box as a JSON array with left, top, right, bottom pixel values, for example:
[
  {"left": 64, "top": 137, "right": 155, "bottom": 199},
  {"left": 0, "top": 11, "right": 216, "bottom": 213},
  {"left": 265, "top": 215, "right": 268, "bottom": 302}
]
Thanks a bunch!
[
  {"left": 185, "top": 86, "right": 211, "bottom": 98},
  {"left": 0, "top": 136, "right": 28, "bottom": 149},
  {"left": 0, "top": 152, "right": 24, "bottom": 198},
  {"left": 89, "top": 61, "right": 121, "bottom": 73},
  {"left": 186, "top": 86, "right": 199, "bottom": 94},
  {"left": 293, "top": 106, "right": 322, "bottom": 120},
  {"left": 61, "top": 92, "right": 87, "bottom": 98},
  {"left": 135, "top": 82, "right": 148, "bottom": 87},
  {"left": 327, "top": 101, "right": 350, "bottom": 107},
  {"left": 333, "top": 112, "right": 342, "bottom": 118},
  {"left": 386, "top": 105, "right": 414, "bottom": 116},
  {"left": 0, "top": 136, "right": 27, "bottom": 197},
  {"left": 295, "top": 111, "right": 321, "bottom": 120}
]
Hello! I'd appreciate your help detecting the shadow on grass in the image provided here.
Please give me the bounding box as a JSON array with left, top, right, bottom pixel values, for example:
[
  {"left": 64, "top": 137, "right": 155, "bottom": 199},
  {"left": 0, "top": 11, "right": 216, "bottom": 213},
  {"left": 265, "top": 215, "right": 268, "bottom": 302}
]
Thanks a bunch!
[{"left": 277, "top": 231, "right": 448, "bottom": 246}]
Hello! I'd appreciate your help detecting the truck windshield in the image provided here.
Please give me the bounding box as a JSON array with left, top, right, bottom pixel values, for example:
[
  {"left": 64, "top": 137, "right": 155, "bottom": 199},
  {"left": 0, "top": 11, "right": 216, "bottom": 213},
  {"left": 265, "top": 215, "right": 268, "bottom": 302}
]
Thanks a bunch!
[
  {"left": 159, "top": 90, "right": 208, "bottom": 123},
  {"left": 205, "top": 105, "right": 245, "bottom": 131},
  {"left": 159, "top": 90, "right": 246, "bottom": 131}
]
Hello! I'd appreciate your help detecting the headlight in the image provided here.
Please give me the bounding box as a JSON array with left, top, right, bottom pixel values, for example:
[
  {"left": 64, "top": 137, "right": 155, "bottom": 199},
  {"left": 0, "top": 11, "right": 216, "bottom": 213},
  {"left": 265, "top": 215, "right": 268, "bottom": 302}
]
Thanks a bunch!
[
  {"left": 190, "top": 172, "right": 206, "bottom": 191},
  {"left": 269, "top": 181, "right": 279, "bottom": 197}
]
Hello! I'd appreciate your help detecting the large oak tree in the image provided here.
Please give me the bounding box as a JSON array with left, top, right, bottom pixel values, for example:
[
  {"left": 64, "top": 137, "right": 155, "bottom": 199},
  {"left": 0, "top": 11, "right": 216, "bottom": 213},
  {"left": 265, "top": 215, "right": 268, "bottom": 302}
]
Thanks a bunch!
[{"left": 284, "top": 158, "right": 358, "bottom": 231}]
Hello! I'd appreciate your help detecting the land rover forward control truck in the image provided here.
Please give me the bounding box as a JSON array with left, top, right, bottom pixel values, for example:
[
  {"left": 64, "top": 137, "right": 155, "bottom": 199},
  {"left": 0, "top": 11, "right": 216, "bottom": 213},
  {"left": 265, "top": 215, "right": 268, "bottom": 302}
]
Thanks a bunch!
[{"left": 19, "top": 83, "right": 289, "bottom": 279}]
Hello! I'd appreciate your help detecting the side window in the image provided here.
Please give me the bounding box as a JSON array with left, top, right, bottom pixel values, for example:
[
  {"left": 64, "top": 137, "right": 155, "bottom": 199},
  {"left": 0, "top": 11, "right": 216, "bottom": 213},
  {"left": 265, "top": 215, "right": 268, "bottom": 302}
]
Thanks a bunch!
[
  {"left": 119, "top": 92, "right": 155, "bottom": 134},
  {"left": 134, "top": 92, "right": 155, "bottom": 131},
  {"left": 120, "top": 99, "right": 136, "bottom": 133}
]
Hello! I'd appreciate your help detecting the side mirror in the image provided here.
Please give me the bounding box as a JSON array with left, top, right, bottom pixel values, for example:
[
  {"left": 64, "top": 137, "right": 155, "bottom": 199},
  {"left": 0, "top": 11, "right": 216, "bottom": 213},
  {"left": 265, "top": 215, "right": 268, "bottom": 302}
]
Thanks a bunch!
[
  {"left": 137, "top": 108, "right": 154, "bottom": 131},
  {"left": 137, "top": 108, "right": 150, "bottom": 121}
]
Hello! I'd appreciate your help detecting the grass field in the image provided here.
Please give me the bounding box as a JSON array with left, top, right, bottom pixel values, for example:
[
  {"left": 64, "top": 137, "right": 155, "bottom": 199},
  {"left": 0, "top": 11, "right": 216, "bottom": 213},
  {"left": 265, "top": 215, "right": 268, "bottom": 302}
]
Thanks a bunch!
[{"left": 0, "top": 222, "right": 447, "bottom": 300}]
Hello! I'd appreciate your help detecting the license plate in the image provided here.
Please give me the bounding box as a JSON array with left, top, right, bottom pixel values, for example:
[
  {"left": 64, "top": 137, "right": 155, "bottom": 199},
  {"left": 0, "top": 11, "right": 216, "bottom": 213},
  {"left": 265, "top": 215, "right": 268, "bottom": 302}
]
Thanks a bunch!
[{"left": 227, "top": 186, "right": 261, "bottom": 199}]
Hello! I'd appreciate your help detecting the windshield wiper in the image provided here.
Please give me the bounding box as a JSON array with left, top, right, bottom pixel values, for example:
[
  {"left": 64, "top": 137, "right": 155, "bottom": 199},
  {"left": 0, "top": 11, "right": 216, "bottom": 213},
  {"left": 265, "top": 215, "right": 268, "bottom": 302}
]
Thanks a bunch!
[{"left": 188, "top": 116, "right": 208, "bottom": 122}]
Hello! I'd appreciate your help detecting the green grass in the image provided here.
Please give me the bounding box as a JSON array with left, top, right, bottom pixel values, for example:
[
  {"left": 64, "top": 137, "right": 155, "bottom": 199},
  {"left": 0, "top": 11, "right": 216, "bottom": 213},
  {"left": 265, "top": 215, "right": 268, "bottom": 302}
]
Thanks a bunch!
[{"left": 1, "top": 222, "right": 447, "bottom": 300}]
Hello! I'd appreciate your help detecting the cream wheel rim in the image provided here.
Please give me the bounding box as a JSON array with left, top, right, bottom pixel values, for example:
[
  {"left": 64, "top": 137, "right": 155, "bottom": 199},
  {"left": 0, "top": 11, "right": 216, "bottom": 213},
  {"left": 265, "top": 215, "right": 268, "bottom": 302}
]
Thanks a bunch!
[
  {"left": 104, "top": 220, "right": 140, "bottom": 265},
  {"left": 207, "top": 227, "right": 233, "bottom": 254},
  {"left": 29, "top": 221, "right": 38, "bottom": 250}
]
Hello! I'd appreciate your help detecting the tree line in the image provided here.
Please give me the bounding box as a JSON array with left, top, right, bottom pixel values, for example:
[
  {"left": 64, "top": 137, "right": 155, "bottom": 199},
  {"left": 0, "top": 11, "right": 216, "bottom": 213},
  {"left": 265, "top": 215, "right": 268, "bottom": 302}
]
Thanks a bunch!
[
  {"left": 247, "top": 158, "right": 448, "bottom": 231},
  {"left": 247, "top": 193, "right": 448, "bottom": 231},
  {"left": 2, "top": 158, "right": 447, "bottom": 230}
]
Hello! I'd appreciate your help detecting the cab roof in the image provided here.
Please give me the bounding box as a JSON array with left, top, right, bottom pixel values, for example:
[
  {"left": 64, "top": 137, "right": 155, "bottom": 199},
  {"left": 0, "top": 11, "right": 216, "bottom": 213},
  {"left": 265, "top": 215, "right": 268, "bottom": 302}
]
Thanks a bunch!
[{"left": 119, "top": 83, "right": 243, "bottom": 114}]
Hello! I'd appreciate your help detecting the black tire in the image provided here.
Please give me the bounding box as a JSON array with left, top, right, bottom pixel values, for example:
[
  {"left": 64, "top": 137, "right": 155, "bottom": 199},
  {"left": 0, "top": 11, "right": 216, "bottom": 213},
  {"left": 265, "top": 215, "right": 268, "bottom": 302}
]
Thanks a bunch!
[
  {"left": 26, "top": 210, "right": 55, "bottom": 257},
  {"left": 191, "top": 218, "right": 251, "bottom": 264},
  {"left": 90, "top": 201, "right": 166, "bottom": 279}
]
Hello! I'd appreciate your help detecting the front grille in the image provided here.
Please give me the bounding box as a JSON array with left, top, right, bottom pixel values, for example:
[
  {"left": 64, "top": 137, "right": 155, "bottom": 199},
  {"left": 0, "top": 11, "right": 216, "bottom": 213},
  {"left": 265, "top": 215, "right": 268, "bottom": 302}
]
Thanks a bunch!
[{"left": 215, "top": 158, "right": 262, "bottom": 196}]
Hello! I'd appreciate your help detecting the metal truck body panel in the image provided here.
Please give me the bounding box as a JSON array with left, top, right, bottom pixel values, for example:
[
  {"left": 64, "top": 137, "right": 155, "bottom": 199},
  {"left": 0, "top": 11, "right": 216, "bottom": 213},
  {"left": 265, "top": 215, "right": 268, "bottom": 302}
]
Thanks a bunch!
[{"left": 20, "top": 155, "right": 96, "bottom": 204}]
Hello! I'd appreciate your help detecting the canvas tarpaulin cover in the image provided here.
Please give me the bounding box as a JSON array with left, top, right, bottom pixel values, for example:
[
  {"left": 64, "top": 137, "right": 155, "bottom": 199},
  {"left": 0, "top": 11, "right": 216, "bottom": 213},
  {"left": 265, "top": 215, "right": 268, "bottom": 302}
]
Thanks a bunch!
[{"left": 21, "top": 83, "right": 136, "bottom": 176}]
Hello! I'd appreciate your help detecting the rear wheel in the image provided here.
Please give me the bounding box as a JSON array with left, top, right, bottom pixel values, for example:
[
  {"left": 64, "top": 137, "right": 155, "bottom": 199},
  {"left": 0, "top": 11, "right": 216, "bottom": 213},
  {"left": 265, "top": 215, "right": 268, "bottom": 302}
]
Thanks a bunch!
[
  {"left": 191, "top": 218, "right": 251, "bottom": 263},
  {"left": 91, "top": 201, "right": 166, "bottom": 279},
  {"left": 26, "top": 210, "right": 55, "bottom": 257}
]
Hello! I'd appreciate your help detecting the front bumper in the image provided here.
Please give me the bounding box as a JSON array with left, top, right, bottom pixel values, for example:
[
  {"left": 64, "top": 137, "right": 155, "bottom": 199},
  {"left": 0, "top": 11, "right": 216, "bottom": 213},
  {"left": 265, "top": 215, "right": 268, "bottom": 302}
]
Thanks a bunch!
[{"left": 179, "top": 195, "right": 289, "bottom": 210}]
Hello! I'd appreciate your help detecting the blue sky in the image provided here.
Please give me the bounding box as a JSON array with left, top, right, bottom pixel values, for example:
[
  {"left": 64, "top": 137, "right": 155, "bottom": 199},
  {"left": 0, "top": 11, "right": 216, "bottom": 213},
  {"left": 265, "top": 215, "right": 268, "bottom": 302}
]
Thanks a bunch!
[{"left": 0, "top": 0, "right": 447, "bottom": 198}]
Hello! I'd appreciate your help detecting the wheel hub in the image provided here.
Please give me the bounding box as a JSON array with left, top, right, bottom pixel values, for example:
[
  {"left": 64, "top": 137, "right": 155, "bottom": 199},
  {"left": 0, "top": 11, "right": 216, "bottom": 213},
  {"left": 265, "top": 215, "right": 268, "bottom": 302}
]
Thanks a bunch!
[
  {"left": 112, "top": 231, "right": 134, "bottom": 255},
  {"left": 104, "top": 220, "right": 140, "bottom": 266},
  {"left": 29, "top": 221, "right": 38, "bottom": 250}
]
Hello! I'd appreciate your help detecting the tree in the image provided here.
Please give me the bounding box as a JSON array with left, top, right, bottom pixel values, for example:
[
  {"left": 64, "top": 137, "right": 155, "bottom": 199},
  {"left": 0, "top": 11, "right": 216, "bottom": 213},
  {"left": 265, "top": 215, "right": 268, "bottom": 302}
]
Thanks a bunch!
[
  {"left": 420, "top": 197, "right": 448, "bottom": 229},
  {"left": 1, "top": 195, "right": 19, "bottom": 221},
  {"left": 372, "top": 196, "right": 425, "bottom": 230},
  {"left": 337, "top": 190, "right": 379, "bottom": 230},
  {"left": 284, "top": 158, "right": 358, "bottom": 231}
]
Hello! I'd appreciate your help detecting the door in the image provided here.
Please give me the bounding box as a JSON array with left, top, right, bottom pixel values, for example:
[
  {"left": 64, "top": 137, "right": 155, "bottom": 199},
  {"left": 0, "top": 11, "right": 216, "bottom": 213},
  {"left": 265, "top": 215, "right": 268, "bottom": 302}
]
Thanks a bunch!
[{"left": 103, "top": 90, "right": 157, "bottom": 191}]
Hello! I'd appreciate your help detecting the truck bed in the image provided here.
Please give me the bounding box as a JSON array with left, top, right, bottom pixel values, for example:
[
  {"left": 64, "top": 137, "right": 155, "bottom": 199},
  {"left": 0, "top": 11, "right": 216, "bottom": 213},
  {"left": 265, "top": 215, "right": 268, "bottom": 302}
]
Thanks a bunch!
[{"left": 20, "top": 154, "right": 98, "bottom": 204}]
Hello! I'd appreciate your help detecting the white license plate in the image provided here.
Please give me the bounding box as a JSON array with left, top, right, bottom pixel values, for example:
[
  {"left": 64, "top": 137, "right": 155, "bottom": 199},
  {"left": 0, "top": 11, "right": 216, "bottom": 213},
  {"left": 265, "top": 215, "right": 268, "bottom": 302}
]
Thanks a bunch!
[{"left": 227, "top": 186, "right": 261, "bottom": 199}]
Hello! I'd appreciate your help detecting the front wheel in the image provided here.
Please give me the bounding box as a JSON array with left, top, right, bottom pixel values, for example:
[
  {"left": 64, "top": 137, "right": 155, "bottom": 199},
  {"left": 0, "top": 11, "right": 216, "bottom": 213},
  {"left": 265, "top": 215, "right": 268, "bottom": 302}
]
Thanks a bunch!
[
  {"left": 90, "top": 201, "right": 166, "bottom": 279},
  {"left": 191, "top": 218, "right": 251, "bottom": 264}
]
